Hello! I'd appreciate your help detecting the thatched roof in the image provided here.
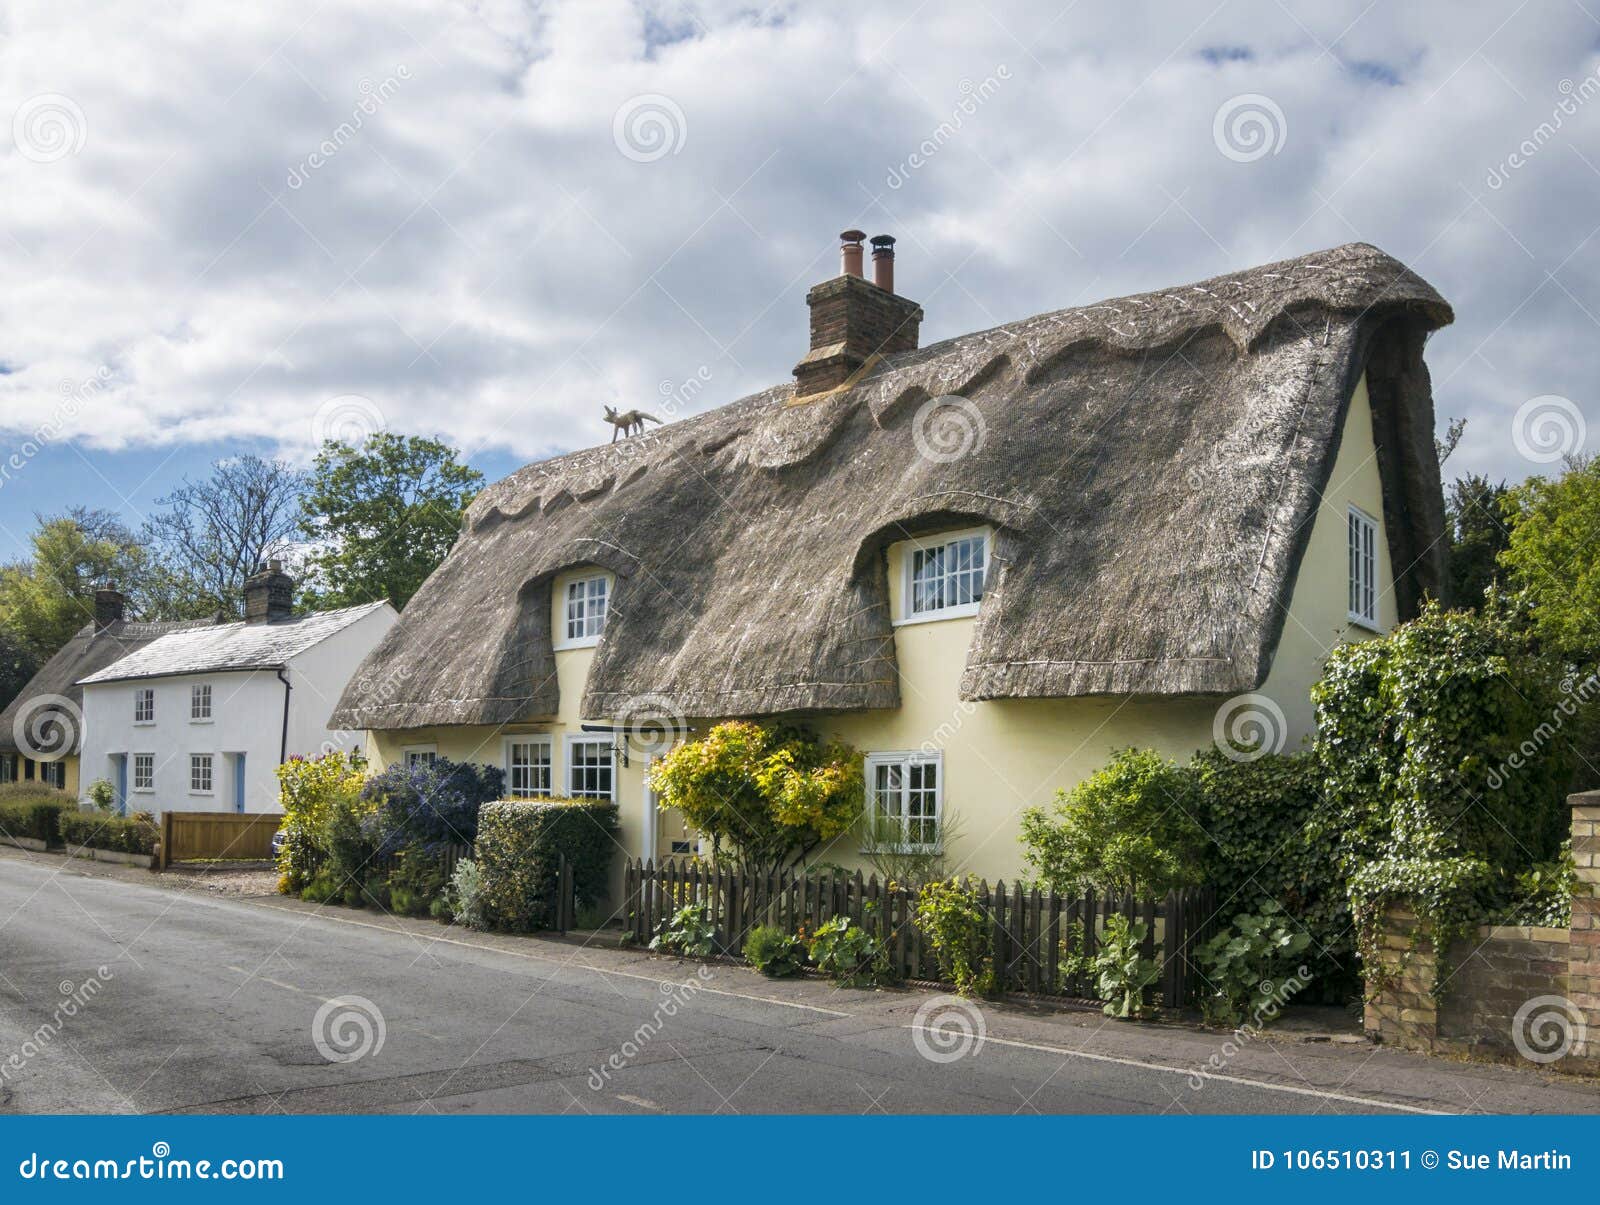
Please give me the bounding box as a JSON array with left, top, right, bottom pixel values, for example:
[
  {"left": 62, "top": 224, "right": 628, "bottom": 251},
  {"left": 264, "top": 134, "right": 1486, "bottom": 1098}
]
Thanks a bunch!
[
  {"left": 0, "top": 617, "right": 217, "bottom": 754},
  {"left": 331, "top": 242, "right": 1452, "bottom": 732}
]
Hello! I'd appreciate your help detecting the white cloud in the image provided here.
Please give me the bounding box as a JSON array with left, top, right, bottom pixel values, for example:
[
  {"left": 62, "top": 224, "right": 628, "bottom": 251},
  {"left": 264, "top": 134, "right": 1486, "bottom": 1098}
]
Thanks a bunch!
[{"left": 2, "top": 0, "right": 1599, "bottom": 483}]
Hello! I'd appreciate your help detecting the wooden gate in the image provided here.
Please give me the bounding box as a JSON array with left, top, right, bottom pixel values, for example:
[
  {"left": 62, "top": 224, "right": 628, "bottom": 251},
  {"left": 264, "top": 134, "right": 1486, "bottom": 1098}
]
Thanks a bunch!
[{"left": 158, "top": 811, "right": 280, "bottom": 868}]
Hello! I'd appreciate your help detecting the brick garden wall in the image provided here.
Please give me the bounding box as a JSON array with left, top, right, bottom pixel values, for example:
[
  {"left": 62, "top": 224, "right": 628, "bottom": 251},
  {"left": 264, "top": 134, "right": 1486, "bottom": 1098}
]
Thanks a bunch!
[{"left": 1364, "top": 791, "right": 1599, "bottom": 1070}]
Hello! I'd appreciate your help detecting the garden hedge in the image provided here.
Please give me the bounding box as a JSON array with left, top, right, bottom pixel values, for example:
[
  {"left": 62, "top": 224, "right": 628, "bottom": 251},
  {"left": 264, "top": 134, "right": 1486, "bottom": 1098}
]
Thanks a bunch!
[
  {"left": 58, "top": 810, "right": 159, "bottom": 856},
  {"left": 476, "top": 798, "right": 619, "bottom": 931},
  {"left": 0, "top": 788, "right": 75, "bottom": 844}
]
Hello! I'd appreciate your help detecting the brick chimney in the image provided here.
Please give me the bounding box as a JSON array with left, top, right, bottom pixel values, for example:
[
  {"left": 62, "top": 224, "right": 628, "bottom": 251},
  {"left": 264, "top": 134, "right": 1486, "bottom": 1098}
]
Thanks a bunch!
[
  {"left": 243, "top": 559, "right": 295, "bottom": 623},
  {"left": 792, "top": 230, "right": 923, "bottom": 398},
  {"left": 93, "top": 587, "right": 125, "bottom": 631}
]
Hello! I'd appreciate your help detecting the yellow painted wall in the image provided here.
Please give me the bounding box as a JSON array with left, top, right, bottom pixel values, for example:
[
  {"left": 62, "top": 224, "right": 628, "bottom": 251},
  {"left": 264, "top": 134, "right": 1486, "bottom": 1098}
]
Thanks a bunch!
[{"left": 367, "top": 374, "right": 1397, "bottom": 888}]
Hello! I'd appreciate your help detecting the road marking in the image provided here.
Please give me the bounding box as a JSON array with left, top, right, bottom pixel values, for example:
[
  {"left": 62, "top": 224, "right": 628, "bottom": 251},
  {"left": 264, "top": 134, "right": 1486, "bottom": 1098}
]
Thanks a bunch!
[
  {"left": 245, "top": 901, "right": 855, "bottom": 1018},
  {"left": 903, "top": 1025, "right": 1449, "bottom": 1115}
]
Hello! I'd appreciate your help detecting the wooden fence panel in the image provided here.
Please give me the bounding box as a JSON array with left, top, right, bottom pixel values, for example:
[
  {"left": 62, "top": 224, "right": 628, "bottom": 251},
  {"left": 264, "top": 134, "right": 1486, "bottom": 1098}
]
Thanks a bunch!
[{"left": 161, "top": 811, "right": 281, "bottom": 866}]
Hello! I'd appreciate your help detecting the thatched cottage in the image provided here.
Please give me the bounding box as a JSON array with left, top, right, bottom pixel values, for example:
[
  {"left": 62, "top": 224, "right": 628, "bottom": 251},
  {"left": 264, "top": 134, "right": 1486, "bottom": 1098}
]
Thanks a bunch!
[{"left": 332, "top": 236, "right": 1451, "bottom": 880}]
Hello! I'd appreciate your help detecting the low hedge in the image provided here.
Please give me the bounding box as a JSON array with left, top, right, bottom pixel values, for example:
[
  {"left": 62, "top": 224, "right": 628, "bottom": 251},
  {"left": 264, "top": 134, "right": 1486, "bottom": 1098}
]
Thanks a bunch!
[
  {"left": 58, "top": 810, "right": 159, "bottom": 856},
  {"left": 0, "top": 789, "right": 75, "bottom": 844},
  {"left": 476, "top": 798, "right": 619, "bottom": 932}
]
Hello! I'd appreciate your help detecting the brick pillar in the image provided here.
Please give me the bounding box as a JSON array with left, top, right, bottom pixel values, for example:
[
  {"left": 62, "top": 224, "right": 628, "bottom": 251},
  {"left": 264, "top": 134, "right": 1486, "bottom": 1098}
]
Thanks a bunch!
[
  {"left": 1569, "top": 790, "right": 1600, "bottom": 1059},
  {"left": 1362, "top": 903, "right": 1439, "bottom": 1052}
]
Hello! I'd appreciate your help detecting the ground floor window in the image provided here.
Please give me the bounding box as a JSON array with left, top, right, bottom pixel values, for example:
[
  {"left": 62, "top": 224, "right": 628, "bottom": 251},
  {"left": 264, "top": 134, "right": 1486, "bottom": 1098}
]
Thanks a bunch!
[
  {"left": 133, "top": 754, "right": 154, "bottom": 792},
  {"left": 0, "top": 754, "right": 14, "bottom": 784},
  {"left": 190, "top": 753, "right": 213, "bottom": 794},
  {"left": 402, "top": 745, "right": 438, "bottom": 770},
  {"left": 565, "top": 738, "right": 615, "bottom": 800},
  {"left": 506, "top": 737, "right": 553, "bottom": 798},
  {"left": 39, "top": 760, "right": 66, "bottom": 789},
  {"left": 865, "top": 751, "right": 942, "bottom": 850}
]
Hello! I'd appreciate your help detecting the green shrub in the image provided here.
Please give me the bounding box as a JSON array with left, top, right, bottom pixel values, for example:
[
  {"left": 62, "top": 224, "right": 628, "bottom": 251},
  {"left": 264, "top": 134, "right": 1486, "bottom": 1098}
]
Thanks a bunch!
[
  {"left": 58, "top": 810, "right": 158, "bottom": 856},
  {"left": 649, "top": 903, "right": 716, "bottom": 956},
  {"left": 85, "top": 779, "right": 116, "bottom": 813},
  {"left": 914, "top": 877, "right": 995, "bottom": 997},
  {"left": 1193, "top": 902, "right": 1313, "bottom": 1026},
  {"left": 1192, "top": 750, "right": 1351, "bottom": 997},
  {"left": 1065, "top": 913, "right": 1158, "bottom": 1019},
  {"left": 0, "top": 792, "right": 73, "bottom": 844},
  {"left": 743, "top": 924, "right": 804, "bottom": 977},
  {"left": 1020, "top": 749, "right": 1207, "bottom": 896},
  {"left": 300, "top": 868, "right": 341, "bottom": 903},
  {"left": 475, "top": 798, "right": 619, "bottom": 932},
  {"left": 275, "top": 751, "right": 366, "bottom": 892},
  {"left": 808, "top": 915, "right": 881, "bottom": 986},
  {"left": 1500, "top": 843, "right": 1574, "bottom": 928}
]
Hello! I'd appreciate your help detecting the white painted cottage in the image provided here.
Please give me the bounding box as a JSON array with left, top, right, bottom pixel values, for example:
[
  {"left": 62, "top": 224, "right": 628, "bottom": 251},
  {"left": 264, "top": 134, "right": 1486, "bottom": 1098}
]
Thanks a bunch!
[{"left": 77, "top": 562, "right": 397, "bottom": 816}]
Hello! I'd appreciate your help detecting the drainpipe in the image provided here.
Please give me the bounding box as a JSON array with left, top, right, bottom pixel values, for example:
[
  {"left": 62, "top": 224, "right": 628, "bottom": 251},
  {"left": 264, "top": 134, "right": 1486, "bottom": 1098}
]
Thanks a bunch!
[{"left": 276, "top": 668, "right": 292, "bottom": 764}]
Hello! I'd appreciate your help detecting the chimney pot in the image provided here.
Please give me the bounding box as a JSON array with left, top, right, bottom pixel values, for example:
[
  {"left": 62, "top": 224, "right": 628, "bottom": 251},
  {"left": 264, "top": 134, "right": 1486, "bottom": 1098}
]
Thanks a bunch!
[
  {"left": 93, "top": 587, "right": 125, "bottom": 632},
  {"left": 839, "top": 230, "right": 866, "bottom": 278},
  {"left": 243, "top": 561, "right": 295, "bottom": 624},
  {"left": 870, "top": 234, "right": 896, "bottom": 293}
]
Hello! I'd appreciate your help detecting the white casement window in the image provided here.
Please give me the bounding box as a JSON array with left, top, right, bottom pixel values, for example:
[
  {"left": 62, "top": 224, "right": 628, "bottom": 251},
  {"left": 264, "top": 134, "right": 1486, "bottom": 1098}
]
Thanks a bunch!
[
  {"left": 565, "top": 737, "right": 615, "bottom": 800},
  {"left": 1347, "top": 506, "right": 1380, "bottom": 630},
  {"left": 133, "top": 688, "right": 155, "bottom": 724},
  {"left": 560, "top": 574, "right": 610, "bottom": 648},
  {"left": 191, "top": 683, "right": 212, "bottom": 721},
  {"left": 403, "top": 745, "right": 438, "bottom": 770},
  {"left": 190, "top": 753, "right": 213, "bottom": 794},
  {"left": 865, "top": 751, "right": 943, "bottom": 850},
  {"left": 40, "top": 761, "right": 66, "bottom": 789},
  {"left": 133, "top": 754, "right": 154, "bottom": 792},
  {"left": 505, "top": 737, "right": 553, "bottom": 799},
  {"left": 900, "top": 528, "right": 988, "bottom": 623}
]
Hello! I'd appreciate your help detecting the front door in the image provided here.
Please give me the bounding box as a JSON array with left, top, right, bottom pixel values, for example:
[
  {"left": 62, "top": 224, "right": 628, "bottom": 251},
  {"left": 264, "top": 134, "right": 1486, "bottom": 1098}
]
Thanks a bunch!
[
  {"left": 232, "top": 753, "right": 246, "bottom": 813},
  {"left": 113, "top": 754, "right": 127, "bottom": 816}
]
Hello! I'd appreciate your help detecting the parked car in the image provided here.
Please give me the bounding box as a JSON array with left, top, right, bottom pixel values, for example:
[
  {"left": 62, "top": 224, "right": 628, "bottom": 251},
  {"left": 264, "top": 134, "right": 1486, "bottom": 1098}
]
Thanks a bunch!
[{"left": 270, "top": 827, "right": 286, "bottom": 858}]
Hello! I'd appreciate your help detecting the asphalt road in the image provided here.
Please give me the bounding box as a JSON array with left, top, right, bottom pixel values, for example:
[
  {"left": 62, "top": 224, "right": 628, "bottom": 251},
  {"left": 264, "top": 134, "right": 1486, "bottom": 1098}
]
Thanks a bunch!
[{"left": 1, "top": 851, "right": 1596, "bottom": 1115}]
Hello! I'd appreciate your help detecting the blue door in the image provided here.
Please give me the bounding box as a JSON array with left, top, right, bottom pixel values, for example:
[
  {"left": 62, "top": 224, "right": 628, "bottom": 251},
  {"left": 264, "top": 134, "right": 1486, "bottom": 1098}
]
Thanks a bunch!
[
  {"left": 114, "top": 755, "right": 128, "bottom": 816},
  {"left": 233, "top": 753, "right": 246, "bottom": 813}
]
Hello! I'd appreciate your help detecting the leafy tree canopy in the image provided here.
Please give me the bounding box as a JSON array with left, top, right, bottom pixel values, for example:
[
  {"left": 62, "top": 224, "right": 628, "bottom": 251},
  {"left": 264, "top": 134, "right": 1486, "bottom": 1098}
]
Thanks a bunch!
[
  {"left": 1500, "top": 456, "right": 1600, "bottom": 660},
  {"left": 1444, "top": 473, "right": 1511, "bottom": 611},
  {"left": 0, "top": 508, "right": 151, "bottom": 660},
  {"left": 299, "top": 433, "right": 482, "bottom": 610}
]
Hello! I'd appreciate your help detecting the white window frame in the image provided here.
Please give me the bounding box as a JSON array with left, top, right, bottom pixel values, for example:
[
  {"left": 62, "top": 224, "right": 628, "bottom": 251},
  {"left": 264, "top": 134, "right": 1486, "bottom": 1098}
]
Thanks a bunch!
[
  {"left": 190, "top": 683, "right": 212, "bottom": 722},
  {"left": 895, "top": 527, "right": 990, "bottom": 625},
  {"left": 564, "top": 735, "right": 616, "bottom": 801},
  {"left": 133, "top": 687, "right": 155, "bottom": 725},
  {"left": 556, "top": 573, "right": 610, "bottom": 650},
  {"left": 1347, "top": 505, "right": 1381, "bottom": 631},
  {"left": 189, "top": 753, "right": 214, "bottom": 795},
  {"left": 504, "top": 735, "right": 554, "bottom": 799},
  {"left": 402, "top": 744, "right": 438, "bottom": 770},
  {"left": 132, "top": 753, "right": 154, "bottom": 793},
  {"left": 864, "top": 750, "right": 944, "bottom": 852},
  {"left": 39, "top": 761, "right": 66, "bottom": 790}
]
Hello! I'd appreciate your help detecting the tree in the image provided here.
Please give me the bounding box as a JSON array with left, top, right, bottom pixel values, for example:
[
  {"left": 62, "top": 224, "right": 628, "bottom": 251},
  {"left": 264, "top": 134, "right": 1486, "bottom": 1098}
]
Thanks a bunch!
[
  {"left": 647, "top": 721, "right": 863, "bottom": 876},
  {"left": 1444, "top": 473, "right": 1511, "bottom": 610},
  {"left": 299, "top": 433, "right": 482, "bottom": 610},
  {"left": 0, "top": 625, "right": 40, "bottom": 710},
  {"left": 143, "top": 455, "right": 305, "bottom": 617},
  {"left": 1500, "top": 457, "right": 1600, "bottom": 660},
  {"left": 1019, "top": 749, "right": 1208, "bottom": 896},
  {"left": 0, "top": 509, "right": 150, "bottom": 660}
]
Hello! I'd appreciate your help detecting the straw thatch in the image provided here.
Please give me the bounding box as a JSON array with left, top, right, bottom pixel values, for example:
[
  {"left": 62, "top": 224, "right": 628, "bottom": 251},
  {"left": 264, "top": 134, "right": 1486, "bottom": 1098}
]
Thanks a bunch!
[{"left": 331, "top": 242, "right": 1452, "bottom": 731}]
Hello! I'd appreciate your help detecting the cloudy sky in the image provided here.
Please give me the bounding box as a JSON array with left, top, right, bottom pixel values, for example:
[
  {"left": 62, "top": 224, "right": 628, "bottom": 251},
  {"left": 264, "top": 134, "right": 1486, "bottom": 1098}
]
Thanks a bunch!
[{"left": 2, "top": 0, "right": 1597, "bottom": 560}]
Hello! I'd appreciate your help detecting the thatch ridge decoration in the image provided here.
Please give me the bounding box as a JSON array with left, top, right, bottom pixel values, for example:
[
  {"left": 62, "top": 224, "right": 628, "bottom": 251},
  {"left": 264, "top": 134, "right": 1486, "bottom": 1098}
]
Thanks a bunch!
[{"left": 331, "top": 242, "right": 1452, "bottom": 731}]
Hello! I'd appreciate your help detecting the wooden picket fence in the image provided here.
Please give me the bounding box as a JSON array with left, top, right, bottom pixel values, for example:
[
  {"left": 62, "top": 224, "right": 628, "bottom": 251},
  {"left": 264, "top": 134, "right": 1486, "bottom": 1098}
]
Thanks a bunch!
[{"left": 623, "top": 858, "right": 1219, "bottom": 1007}]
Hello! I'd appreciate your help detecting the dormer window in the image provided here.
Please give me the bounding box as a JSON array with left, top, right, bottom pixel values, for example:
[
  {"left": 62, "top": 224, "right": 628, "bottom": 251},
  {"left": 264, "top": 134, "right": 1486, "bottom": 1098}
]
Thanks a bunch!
[
  {"left": 898, "top": 528, "right": 988, "bottom": 623},
  {"left": 1347, "top": 505, "right": 1380, "bottom": 630},
  {"left": 558, "top": 573, "right": 610, "bottom": 649}
]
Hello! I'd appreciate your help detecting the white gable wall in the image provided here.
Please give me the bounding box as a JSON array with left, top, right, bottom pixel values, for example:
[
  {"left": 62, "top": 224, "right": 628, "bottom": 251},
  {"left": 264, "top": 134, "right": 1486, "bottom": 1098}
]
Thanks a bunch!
[{"left": 284, "top": 605, "right": 398, "bottom": 761}]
